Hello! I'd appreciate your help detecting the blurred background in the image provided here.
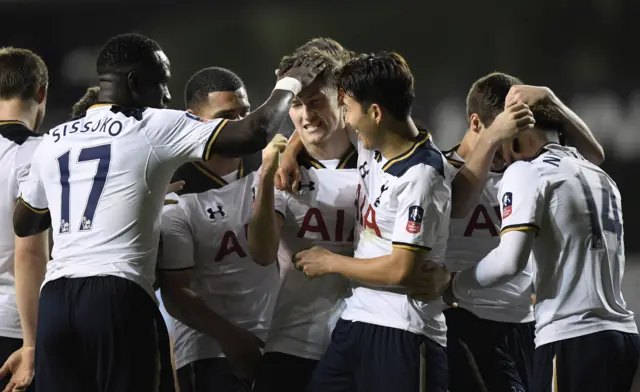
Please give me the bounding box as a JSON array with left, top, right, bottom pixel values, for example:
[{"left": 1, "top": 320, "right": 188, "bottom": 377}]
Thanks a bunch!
[{"left": 3, "top": 0, "right": 640, "bottom": 385}]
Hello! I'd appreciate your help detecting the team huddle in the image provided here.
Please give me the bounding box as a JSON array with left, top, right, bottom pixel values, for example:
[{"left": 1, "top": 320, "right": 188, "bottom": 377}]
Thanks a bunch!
[{"left": 0, "top": 33, "right": 637, "bottom": 392}]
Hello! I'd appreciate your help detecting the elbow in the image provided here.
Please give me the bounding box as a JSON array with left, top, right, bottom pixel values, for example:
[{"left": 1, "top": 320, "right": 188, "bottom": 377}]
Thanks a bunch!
[{"left": 590, "top": 148, "right": 605, "bottom": 166}]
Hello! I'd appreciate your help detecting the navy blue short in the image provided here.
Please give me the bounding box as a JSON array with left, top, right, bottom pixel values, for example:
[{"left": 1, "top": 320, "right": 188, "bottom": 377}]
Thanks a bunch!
[
  {"left": 307, "top": 318, "right": 448, "bottom": 392},
  {"left": 531, "top": 330, "right": 640, "bottom": 392},
  {"left": 253, "top": 351, "right": 319, "bottom": 392},
  {"left": 35, "top": 276, "right": 175, "bottom": 392},
  {"left": 0, "top": 336, "right": 35, "bottom": 392},
  {"left": 445, "top": 307, "right": 534, "bottom": 392},
  {"left": 177, "top": 357, "right": 251, "bottom": 392}
]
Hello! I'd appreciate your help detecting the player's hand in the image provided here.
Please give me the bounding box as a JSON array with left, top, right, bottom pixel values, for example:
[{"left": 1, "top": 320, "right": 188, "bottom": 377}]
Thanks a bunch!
[
  {"left": 164, "top": 181, "right": 184, "bottom": 205},
  {"left": 274, "top": 146, "right": 301, "bottom": 193},
  {"left": 407, "top": 261, "right": 452, "bottom": 302},
  {"left": 0, "top": 346, "right": 35, "bottom": 392},
  {"left": 293, "top": 246, "right": 336, "bottom": 278},
  {"left": 505, "top": 85, "right": 554, "bottom": 108},
  {"left": 219, "top": 326, "right": 265, "bottom": 381},
  {"left": 261, "top": 134, "right": 288, "bottom": 176},
  {"left": 484, "top": 101, "right": 535, "bottom": 145},
  {"left": 281, "top": 57, "right": 327, "bottom": 89}
]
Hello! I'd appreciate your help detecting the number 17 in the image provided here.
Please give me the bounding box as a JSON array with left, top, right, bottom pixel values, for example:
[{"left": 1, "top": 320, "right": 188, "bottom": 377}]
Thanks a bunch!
[{"left": 57, "top": 144, "right": 111, "bottom": 234}]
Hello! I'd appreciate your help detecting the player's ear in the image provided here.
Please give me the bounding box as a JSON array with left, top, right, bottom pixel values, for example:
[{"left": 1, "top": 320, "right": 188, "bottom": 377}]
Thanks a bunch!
[
  {"left": 469, "top": 113, "right": 482, "bottom": 133},
  {"left": 127, "top": 70, "right": 140, "bottom": 97},
  {"left": 370, "top": 103, "right": 382, "bottom": 124},
  {"left": 35, "top": 84, "right": 48, "bottom": 105}
]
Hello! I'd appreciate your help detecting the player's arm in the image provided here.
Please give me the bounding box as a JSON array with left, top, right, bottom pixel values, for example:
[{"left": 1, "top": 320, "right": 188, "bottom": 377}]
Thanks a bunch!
[
  {"left": 156, "top": 205, "right": 240, "bottom": 340},
  {"left": 551, "top": 94, "right": 604, "bottom": 165},
  {"left": 247, "top": 142, "right": 287, "bottom": 266},
  {"left": 450, "top": 162, "right": 543, "bottom": 299},
  {"left": 451, "top": 102, "right": 535, "bottom": 218},
  {"left": 506, "top": 85, "right": 604, "bottom": 165},
  {"left": 14, "top": 232, "right": 49, "bottom": 348},
  {"left": 296, "top": 168, "right": 450, "bottom": 292}
]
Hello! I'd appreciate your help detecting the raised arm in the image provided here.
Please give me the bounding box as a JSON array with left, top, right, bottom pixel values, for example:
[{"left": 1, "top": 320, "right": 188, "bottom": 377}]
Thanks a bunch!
[
  {"left": 208, "top": 59, "right": 326, "bottom": 157},
  {"left": 247, "top": 136, "right": 287, "bottom": 265},
  {"left": 451, "top": 102, "right": 535, "bottom": 218},
  {"left": 506, "top": 85, "right": 604, "bottom": 165}
]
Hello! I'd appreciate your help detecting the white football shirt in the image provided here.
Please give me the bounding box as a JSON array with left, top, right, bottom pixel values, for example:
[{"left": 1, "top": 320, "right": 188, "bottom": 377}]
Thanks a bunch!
[
  {"left": 444, "top": 148, "right": 534, "bottom": 323},
  {"left": 18, "top": 104, "right": 230, "bottom": 298},
  {"left": 0, "top": 121, "right": 42, "bottom": 339},
  {"left": 340, "top": 131, "right": 452, "bottom": 347},
  {"left": 158, "top": 171, "right": 279, "bottom": 369},
  {"left": 498, "top": 143, "right": 637, "bottom": 347},
  {"left": 266, "top": 146, "right": 358, "bottom": 360}
]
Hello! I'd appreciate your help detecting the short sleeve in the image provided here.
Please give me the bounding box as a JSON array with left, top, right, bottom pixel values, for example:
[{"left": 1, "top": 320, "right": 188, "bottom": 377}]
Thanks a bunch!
[
  {"left": 14, "top": 137, "right": 42, "bottom": 199},
  {"left": 143, "top": 108, "right": 228, "bottom": 163},
  {"left": 157, "top": 202, "right": 195, "bottom": 270},
  {"left": 392, "top": 166, "right": 450, "bottom": 252},
  {"left": 18, "top": 155, "right": 49, "bottom": 213},
  {"left": 498, "top": 161, "right": 544, "bottom": 236}
]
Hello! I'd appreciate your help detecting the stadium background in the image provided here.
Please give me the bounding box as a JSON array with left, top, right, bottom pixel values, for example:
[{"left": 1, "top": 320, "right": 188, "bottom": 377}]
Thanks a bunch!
[{"left": 3, "top": 0, "right": 640, "bottom": 387}]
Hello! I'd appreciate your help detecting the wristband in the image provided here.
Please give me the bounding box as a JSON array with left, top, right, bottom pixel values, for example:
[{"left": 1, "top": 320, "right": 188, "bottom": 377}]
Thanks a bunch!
[{"left": 274, "top": 77, "right": 302, "bottom": 96}]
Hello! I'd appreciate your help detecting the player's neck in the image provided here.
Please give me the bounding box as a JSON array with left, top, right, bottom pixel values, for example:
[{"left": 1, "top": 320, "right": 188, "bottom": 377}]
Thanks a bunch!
[
  {"left": 0, "top": 99, "right": 36, "bottom": 130},
  {"left": 302, "top": 126, "right": 352, "bottom": 161},
  {"left": 97, "top": 79, "right": 137, "bottom": 108},
  {"left": 456, "top": 129, "right": 475, "bottom": 161},
  {"left": 378, "top": 117, "right": 419, "bottom": 160},
  {"left": 202, "top": 155, "right": 242, "bottom": 177}
]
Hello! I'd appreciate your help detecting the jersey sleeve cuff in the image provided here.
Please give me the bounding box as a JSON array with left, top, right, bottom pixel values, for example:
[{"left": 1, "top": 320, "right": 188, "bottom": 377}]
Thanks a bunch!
[
  {"left": 202, "top": 119, "right": 230, "bottom": 161},
  {"left": 392, "top": 241, "right": 431, "bottom": 253},
  {"left": 18, "top": 196, "right": 49, "bottom": 214},
  {"left": 500, "top": 223, "right": 540, "bottom": 236}
]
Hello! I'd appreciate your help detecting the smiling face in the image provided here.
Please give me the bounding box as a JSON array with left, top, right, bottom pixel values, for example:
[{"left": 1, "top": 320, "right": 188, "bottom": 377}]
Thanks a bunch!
[
  {"left": 342, "top": 94, "right": 381, "bottom": 150},
  {"left": 289, "top": 80, "right": 344, "bottom": 146}
]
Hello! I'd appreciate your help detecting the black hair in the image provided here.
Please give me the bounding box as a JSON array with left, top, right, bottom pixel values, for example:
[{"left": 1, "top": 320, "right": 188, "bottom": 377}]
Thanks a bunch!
[
  {"left": 96, "top": 33, "right": 162, "bottom": 75},
  {"left": 335, "top": 51, "right": 414, "bottom": 120},
  {"left": 184, "top": 67, "right": 245, "bottom": 108}
]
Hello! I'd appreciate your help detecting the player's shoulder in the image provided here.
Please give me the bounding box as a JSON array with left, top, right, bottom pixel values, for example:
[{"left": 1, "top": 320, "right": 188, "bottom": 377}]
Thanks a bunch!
[
  {"left": 502, "top": 159, "right": 544, "bottom": 188},
  {"left": 382, "top": 132, "right": 446, "bottom": 179}
]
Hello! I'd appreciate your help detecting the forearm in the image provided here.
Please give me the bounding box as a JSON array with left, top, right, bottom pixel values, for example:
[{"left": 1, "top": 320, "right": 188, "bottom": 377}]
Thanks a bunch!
[
  {"left": 284, "top": 129, "right": 304, "bottom": 156},
  {"left": 331, "top": 254, "right": 410, "bottom": 287},
  {"left": 162, "top": 289, "right": 236, "bottom": 342},
  {"left": 211, "top": 90, "right": 295, "bottom": 157},
  {"left": 452, "top": 230, "right": 533, "bottom": 295},
  {"left": 451, "top": 135, "right": 499, "bottom": 218},
  {"left": 550, "top": 94, "right": 604, "bottom": 165},
  {"left": 14, "top": 234, "right": 48, "bottom": 346},
  {"left": 248, "top": 173, "right": 280, "bottom": 266}
]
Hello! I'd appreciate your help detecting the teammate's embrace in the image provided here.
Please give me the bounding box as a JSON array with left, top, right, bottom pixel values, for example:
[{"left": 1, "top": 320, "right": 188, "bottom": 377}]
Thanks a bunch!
[
  {"left": 443, "top": 72, "right": 606, "bottom": 392},
  {"left": 12, "top": 33, "right": 324, "bottom": 392},
  {"left": 447, "top": 100, "right": 639, "bottom": 392}
]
